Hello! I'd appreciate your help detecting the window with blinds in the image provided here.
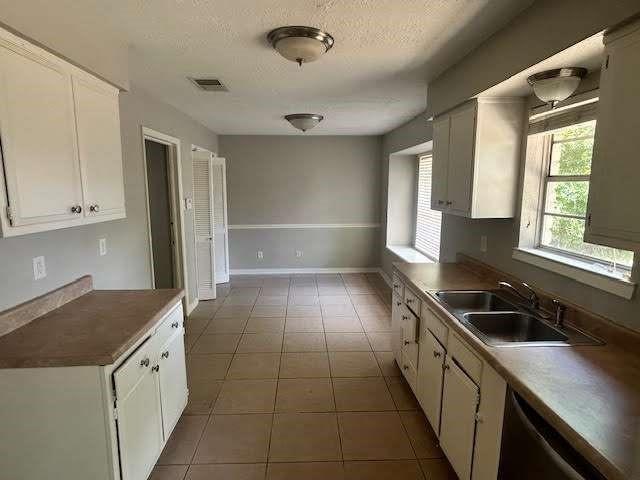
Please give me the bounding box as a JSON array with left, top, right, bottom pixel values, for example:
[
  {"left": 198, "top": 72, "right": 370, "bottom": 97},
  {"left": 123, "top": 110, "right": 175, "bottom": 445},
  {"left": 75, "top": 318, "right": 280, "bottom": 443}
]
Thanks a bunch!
[{"left": 415, "top": 154, "right": 442, "bottom": 261}]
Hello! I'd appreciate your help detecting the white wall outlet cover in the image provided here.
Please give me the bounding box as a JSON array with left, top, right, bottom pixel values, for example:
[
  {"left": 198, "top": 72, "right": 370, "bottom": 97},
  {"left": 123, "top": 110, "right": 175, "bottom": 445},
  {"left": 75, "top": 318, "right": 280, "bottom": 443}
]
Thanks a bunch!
[
  {"left": 184, "top": 197, "right": 193, "bottom": 210},
  {"left": 295, "top": 250, "right": 303, "bottom": 258},
  {"left": 99, "top": 238, "right": 107, "bottom": 256},
  {"left": 257, "top": 250, "right": 264, "bottom": 260},
  {"left": 33, "top": 256, "right": 46, "bottom": 280}
]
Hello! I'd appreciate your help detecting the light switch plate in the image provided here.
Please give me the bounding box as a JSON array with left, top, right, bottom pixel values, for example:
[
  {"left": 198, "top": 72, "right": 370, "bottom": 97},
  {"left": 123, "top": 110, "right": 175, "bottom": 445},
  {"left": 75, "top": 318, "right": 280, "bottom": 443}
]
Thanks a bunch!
[
  {"left": 295, "top": 250, "right": 303, "bottom": 258},
  {"left": 99, "top": 238, "right": 107, "bottom": 256},
  {"left": 257, "top": 250, "right": 264, "bottom": 260},
  {"left": 184, "top": 197, "right": 193, "bottom": 210},
  {"left": 33, "top": 256, "right": 46, "bottom": 280}
]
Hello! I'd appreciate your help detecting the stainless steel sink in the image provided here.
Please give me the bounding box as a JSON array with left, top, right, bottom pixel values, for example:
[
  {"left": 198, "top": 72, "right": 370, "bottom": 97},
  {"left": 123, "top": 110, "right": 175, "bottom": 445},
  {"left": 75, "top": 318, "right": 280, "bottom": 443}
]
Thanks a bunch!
[
  {"left": 436, "top": 290, "right": 516, "bottom": 312},
  {"left": 433, "top": 290, "right": 602, "bottom": 347},
  {"left": 463, "top": 312, "right": 568, "bottom": 346}
]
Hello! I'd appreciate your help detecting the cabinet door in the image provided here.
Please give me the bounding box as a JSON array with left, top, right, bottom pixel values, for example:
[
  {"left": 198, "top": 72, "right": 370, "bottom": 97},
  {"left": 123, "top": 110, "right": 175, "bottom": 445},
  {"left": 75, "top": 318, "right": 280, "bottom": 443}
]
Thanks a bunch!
[
  {"left": 158, "top": 331, "right": 188, "bottom": 438},
  {"left": 0, "top": 44, "right": 82, "bottom": 227},
  {"left": 391, "top": 293, "right": 404, "bottom": 364},
  {"left": 447, "top": 103, "right": 476, "bottom": 216},
  {"left": 72, "top": 75, "right": 125, "bottom": 220},
  {"left": 431, "top": 116, "right": 450, "bottom": 211},
  {"left": 417, "top": 330, "right": 445, "bottom": 435},
  {"left": 114, "top": 348, "right": 164, "bottom": 480},
  {"left": 439, "top": 358, "right": 480, "bottom": 480},
  {"left": 585, "top": 25, "right": 640, "bottom": 250}
]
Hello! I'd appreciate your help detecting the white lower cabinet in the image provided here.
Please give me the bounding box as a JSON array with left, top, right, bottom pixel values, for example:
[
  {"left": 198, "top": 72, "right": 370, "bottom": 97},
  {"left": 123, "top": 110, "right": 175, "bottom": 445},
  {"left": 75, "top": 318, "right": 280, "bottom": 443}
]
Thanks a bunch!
[
  {"left": 0, "top": 301, "right": 187, "bottom": 480},
  {"left": 391, "top": 293, "right": 404, "bottom": 363},
  {"left": 417, "top": 329, "right": 445, "bottom": 434},
  {"left": 439, "top": 358, "right": 480, "bottom": 480}
]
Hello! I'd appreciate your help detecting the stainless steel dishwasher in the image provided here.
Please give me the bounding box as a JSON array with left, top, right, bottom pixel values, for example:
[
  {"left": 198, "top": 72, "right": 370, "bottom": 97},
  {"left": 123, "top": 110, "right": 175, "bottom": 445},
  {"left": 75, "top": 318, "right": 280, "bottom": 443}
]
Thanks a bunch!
[{"left": 498, "top": 388, "right": 605, "bottom": 479}]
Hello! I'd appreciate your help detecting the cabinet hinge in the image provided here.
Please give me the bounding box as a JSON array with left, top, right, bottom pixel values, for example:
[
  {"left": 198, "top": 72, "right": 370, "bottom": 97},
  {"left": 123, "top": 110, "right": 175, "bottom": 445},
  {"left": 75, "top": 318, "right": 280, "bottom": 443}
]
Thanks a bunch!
[
  {"left": 113, "top": 406, "right": 118, "bottom": 420},
  {"left": 6, "top": 206, "right": 13, "bottom": 225},
  {"left": 604, "top": 55, "right": 610, "bottom": 70},
  {"left": 587, "top": 213, "right": 592, "bottom": 227}
]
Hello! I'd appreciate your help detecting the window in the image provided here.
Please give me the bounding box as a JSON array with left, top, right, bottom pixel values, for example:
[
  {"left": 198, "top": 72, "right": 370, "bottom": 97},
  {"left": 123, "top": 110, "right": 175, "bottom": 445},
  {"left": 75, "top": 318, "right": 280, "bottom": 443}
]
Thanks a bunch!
[
  {"left": 537, "top": 120, "right": 634, "bottom": 272},
  {"left": 415, "top": 154, "right": 441, "bottom": 261}
]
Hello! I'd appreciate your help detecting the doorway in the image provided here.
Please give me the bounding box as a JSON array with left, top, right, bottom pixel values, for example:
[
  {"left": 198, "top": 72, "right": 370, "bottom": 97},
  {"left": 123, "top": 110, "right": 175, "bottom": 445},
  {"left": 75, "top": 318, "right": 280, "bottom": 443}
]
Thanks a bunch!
[
  {"left": 145, "top": 140, "right": 175, "bottom": 288},
  {"left": 141, "top": 128, "right": 190, "bottom": 310}
]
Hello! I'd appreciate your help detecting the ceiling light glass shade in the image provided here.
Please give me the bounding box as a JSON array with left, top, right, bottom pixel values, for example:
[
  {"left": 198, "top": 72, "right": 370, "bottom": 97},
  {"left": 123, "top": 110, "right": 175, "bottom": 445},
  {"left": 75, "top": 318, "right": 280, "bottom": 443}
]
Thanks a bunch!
[
  {"left": 268, "top": 26, "right": 334, "bottom": 66},
  {"left": 284, "top": 114, "right": 323, "bottom": 132},
  {"left": 527, "top": 68, "right": 587, "bottom": 107}
]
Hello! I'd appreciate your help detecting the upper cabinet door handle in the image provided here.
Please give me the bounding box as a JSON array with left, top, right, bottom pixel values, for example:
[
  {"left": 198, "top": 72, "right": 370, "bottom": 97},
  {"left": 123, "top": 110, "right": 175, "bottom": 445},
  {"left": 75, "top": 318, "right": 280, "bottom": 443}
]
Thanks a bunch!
[
  {"left": 89, "top": 204, "right": 100, "bottom": 213},
  {"left": 71, "top": 205, "right": 82, "bottom": 214}
]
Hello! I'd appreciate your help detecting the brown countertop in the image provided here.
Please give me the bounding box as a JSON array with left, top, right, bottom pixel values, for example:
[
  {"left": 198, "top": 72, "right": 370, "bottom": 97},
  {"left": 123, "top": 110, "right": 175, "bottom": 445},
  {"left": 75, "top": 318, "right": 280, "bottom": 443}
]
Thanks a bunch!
[
  {"left": 0, "top": 288, "right": 184, "bottom": 368},
  {"left": 393, "top": 261, "right": 640, "bottom": 480}
]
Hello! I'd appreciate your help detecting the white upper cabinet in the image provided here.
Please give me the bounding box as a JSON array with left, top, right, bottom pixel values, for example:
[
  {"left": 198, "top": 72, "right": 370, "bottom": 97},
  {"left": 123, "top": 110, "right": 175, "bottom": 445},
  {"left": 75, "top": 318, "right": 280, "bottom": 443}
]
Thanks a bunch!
[
  {"left": 0, "top": 42, "right": 83, "bottom": 228},
  {"left": 585, "top": 21, "right": 640, "bottom": 251},
  {"left": 73, "top": 76, "right": 125, "bottom": 221},
  {"left": 0, "top": 27, "right": 125, "bottom": 237},
  {"left": 431, "top": 98, "right": 525, "bottom": 218}
]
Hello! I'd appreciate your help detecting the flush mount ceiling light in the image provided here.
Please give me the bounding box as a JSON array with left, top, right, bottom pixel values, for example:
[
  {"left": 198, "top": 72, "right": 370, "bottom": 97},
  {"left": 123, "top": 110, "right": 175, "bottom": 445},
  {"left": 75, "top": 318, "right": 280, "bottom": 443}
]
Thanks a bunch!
[
  {"left": 527, "top": 67, "right": 588, "bottom": 107},
  {"left": 284, "top": 114, "right": 324, "bottom": 132},
  {"left": 268, "top": 26, "right": 334, "bottom": 66}
]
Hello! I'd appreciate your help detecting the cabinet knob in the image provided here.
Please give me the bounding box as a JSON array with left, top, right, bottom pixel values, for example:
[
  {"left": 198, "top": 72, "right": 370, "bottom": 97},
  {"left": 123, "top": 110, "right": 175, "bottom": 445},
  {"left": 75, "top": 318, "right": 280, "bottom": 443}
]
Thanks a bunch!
[
  {"left": 403, "top": 364, "right": 409, "bottom": 370},
  {"left": 433, "top": 351, "right": 442, "bottom": 358},
  {"left": 71, "top": 205, "right": 82, "bottom": 214},
  {"left": 446, "top": 201, "right": 453, "bottom": 206},
  {"left": 140, "top": 358, "right": 150, "bottom": 368},
  {"left": 89, "top": 204, "right": 100, "bottom": 213},
  {"left": 406, "top": 298, "right": 413, "bottom": 304},
  {"left": 404, "top": 340, "right": 410, "bottom": 346},
  {"left": 171, "top": 322, "right": 180, "bottom": 328},
  {"left": 161, "top": 351, "right": 170, "bottom": 359},
  {"left": 402, "top": 315, "right": 408, "bottom": 321},
  {"left": 443, "top": 363, "right": 450, "bottom": 371},
  {"left": 437, "top": 200, "right": 444, "bottom": 205},
  {"left": 396, "top": 301, "right": 401, "bottom": 307},
  {"left": 152, "top": 365, "right": 160, "bottom": 373}
]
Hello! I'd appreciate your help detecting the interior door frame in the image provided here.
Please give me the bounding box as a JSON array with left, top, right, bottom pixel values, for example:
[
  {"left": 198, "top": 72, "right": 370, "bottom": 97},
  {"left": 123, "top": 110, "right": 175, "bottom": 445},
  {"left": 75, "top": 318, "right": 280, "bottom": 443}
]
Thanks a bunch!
[{"left": 141, "top": 127, "right": 191, "bottom": 312}]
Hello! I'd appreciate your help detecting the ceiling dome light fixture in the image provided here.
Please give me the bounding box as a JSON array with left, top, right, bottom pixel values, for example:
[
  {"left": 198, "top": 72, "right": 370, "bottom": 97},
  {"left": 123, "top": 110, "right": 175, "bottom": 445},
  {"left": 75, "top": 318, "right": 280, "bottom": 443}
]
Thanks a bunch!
[
  {"left": 284, "top": 114, "right": 324, "bottom": 132},
  {"left": 527, "top": 67, "right": 588, "bottom": 108},
  {"left": 268, "top": 26, "right": 334, "bottom": 66}
]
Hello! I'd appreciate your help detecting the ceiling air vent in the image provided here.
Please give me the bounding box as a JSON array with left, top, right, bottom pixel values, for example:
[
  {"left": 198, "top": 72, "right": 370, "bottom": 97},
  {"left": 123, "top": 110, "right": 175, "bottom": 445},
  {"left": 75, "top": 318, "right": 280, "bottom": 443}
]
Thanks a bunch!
[{"left": 189, "top": 77, "right": 228, "bottom": 92}]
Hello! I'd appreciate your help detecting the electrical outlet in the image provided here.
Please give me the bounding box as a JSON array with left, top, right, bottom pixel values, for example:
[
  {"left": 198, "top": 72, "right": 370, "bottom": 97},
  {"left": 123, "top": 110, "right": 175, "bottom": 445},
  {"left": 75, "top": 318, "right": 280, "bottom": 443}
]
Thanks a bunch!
[
  {"left": 295, "top": 250, "right": 303, "bottom": 258},
  {"left": 99, "top": 238, "right": 107, "bottom": 256},
  {"left": 257, "top": 250, "right": 264, "bottom": 260},
  {"left": 33, "top": 256, "right": 46, "bottom": 280},
  {"left": 480, "top": 235, "right": 488, "bottom": 253}
]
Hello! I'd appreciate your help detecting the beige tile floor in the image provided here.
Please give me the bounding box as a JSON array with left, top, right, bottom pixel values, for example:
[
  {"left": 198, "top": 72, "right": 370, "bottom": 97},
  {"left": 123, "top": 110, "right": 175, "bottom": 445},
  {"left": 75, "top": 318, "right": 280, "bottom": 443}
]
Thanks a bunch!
[{"left": 151, "top": 273, "right": 456, "bottom": 480}]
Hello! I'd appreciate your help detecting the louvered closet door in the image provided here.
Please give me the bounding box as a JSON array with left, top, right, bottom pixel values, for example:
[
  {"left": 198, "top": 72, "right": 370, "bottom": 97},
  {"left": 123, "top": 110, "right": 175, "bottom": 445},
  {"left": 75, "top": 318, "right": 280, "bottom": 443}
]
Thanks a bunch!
[
  {"left": 193, "top": 150, "right": 216, "bottom": 300},
  {"left": 211, "top": 158, "right": 230, "bottom": 283}
]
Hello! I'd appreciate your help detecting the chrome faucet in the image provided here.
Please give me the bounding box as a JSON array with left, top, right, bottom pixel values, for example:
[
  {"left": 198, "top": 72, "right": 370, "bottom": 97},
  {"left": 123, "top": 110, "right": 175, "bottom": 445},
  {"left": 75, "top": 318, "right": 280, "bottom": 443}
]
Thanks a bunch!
[{"left": 498, "top": 281, "right": 540, "bottom": 310}]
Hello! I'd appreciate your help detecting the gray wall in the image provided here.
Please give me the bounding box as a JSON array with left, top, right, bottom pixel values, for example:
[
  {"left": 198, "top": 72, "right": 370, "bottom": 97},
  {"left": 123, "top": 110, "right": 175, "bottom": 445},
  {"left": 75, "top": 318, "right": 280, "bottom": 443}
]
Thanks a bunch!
[
  {"left": 219, "top": 135, "right": 382, "bottom": 270},
  {"left": 0, "top": 85, "right": 218, "bottom": 312}
]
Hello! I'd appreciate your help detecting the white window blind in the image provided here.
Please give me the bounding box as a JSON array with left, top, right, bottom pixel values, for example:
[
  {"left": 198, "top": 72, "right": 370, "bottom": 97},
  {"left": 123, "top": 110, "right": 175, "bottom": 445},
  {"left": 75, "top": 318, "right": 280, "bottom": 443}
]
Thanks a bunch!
[{"left": 415, "top": 154, "right": 442, "bottom": 261}]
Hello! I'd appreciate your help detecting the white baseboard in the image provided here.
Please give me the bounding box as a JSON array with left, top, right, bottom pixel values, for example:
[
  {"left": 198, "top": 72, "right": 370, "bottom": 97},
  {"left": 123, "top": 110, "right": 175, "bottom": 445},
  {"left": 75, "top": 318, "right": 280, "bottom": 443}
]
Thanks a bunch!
[{"left": 230, "top": 267, "right": 382, "bottom": 275}]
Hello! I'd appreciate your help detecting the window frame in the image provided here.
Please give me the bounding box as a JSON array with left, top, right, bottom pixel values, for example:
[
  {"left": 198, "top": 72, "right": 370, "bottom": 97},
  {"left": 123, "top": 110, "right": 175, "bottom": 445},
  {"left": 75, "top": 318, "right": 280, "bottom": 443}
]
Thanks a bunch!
[
  {"left": 534, "top": 124, "right": 632, "bottom": 274},
  {"left": 414, "top": 153, "right": 441, "bottom": 262}
]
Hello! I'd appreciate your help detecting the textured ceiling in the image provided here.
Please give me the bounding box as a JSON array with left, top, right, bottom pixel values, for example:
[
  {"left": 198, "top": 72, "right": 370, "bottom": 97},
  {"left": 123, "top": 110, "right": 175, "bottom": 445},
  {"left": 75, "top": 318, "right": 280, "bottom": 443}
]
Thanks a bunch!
[{"left": 58, "top": 0, "right": 535, "bottom": 134}]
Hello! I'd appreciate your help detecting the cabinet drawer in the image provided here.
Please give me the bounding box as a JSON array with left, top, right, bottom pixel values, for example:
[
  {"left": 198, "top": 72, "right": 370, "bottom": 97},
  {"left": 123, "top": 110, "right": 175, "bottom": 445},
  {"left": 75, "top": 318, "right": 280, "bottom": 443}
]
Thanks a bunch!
[
  {"left": 448, "top": 334, "right": 482, "bottom": 385},
  {"left": 404, "top": 287, "right": 421, "bottom": 316},
  {"left": 155, "top": 303, "right": 184, "bottom": 347},
  {"left": 113, "top": 335, "right": 158, "bottom": 399},
  {"left": 422, "top": 305, "right": 449, "bottom": 348},
  {"left": 392, "top": 273, "right": 404, "bottom": 298}
]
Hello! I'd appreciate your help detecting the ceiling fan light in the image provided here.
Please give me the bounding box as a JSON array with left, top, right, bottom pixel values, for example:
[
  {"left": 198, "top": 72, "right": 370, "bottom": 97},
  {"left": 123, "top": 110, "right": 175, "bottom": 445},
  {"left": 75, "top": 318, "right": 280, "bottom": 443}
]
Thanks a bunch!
[
  {"left": 527, "top": 68, "right": 587, "bottom": 107},
  {"left": 284, "top": 114, "right": 324, "bottom": 132}
]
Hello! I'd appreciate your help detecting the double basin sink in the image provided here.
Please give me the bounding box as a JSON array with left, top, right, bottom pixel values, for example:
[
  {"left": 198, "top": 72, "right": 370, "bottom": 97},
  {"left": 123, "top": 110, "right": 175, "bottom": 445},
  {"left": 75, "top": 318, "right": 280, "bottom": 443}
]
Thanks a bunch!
[{"left": 434, "top": 291, "right": 601, "bottom": 347}]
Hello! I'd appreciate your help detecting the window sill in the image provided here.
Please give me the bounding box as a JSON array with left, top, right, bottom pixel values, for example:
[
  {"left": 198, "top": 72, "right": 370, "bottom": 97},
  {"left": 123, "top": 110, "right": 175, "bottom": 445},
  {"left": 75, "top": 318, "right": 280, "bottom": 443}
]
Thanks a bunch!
[
  {"left": 386, "top": 245, "right": 435, "bottom": 264},
  {"left": 512, "top": 247, "right": 636, "bottom": 299}
]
